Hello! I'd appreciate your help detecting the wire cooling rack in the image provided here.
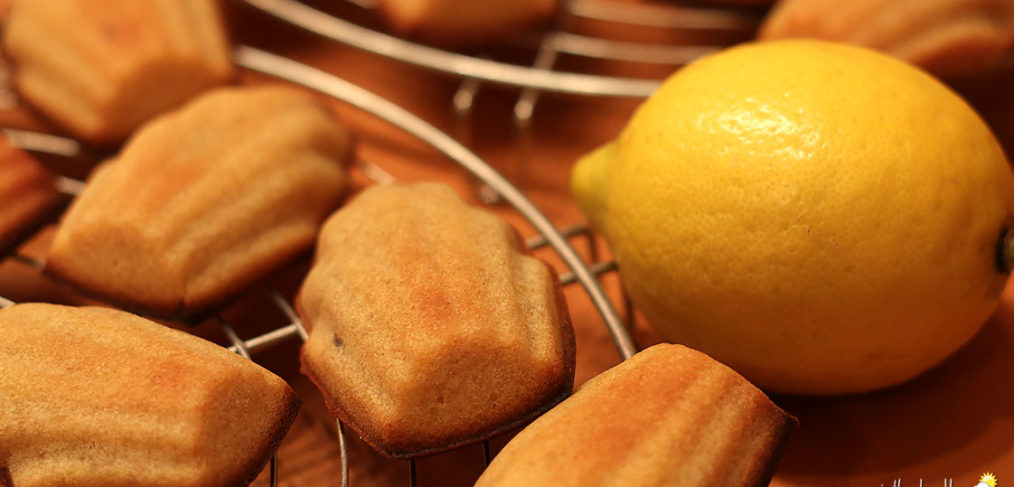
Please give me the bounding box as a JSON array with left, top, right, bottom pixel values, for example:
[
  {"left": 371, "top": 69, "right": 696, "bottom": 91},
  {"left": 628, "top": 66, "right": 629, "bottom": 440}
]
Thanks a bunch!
[
  {"left": 0, "top": 1, "right": 764, "bottom": 484},
  {"left": 243, "top": 0, "right": 760, "bottom": 202},
  {"left": 243, "top": 0, "right": 760, "bottom": 96},
  {"left": 231, "top": 1, "right": 760, "bottom": 479},
  {"left": 0, "top": 47, "right": 632, "bottom": 487}
]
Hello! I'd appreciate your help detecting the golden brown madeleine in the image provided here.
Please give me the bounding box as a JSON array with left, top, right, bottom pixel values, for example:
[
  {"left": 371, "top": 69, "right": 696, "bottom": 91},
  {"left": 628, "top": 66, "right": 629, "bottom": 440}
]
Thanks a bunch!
[
  {"left": 475, "top": 344, "right": 797, "bottom": 487},
  {"left": 2, "top": 0, "right": 232, "bottom": 144},
  {"left": 0, "top": 303, "right": 300, "bottom": 487},
  {"left": 0, "top": 137, "right": 64, "bottom": 256},
  {"left": 46, "top": 85, "right": 351, "bottom": 320},
  {"left": 759, "top": 0, "right": 1014, "bottom": 78},
  {"left": 297, "top": 183, "right": 575, "bottom": 458},
  {"left": 376, "top": 0, "right": 558, "bottom": 46}
]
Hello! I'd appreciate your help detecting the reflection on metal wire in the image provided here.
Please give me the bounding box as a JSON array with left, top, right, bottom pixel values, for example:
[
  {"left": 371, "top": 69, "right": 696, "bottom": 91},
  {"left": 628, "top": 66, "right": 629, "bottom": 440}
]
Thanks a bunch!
[
  {"left": 56, "top": 177, "right": 85, "bottom": 197},
  {"left": 544, "top": 31, "right": 719, "bottom": 65},
  {"left": 337, "top": 420, "right": 350, "bottom": 487},
  {"left": 243, "top": 0, "right": 661, "bottom": 97},
  {"left": 2, "top": 128, "right": 81, "bottom": 157},
  {"left": 569, "top": 0, "right": 760, "bottom": 30},
  {"left": 356, "top": 160, "right": 397, "bottom": 185},
  {"left": 0, "top": 129, "right": 86, "bottom": 196}
]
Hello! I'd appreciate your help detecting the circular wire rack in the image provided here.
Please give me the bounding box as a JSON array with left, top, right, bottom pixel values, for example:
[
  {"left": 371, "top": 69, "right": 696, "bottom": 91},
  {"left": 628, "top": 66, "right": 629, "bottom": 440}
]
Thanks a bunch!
[
  {"left": 0, "top": 51, "right": 627, "bottom": 486},
  {"left": 0, "top": 1, "right": 762, "bottom": 485}
]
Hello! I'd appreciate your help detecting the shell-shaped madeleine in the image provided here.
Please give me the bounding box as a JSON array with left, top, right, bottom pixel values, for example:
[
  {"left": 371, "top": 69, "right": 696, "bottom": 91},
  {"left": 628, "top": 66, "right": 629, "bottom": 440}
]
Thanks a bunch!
[
  {"left": 0, "top": 137, "right": 64, "bottom": 256},
  {"left": 475, "top": 344, "right": 797, "bottom": 487},
  {"left": 759, "top": 0, "right": 1014, "bottom": 78},
  {"left": 46, "top": 85, "right": 351, "bottom": 319},
  {"left": 377, "top": 0, "right": 558, "bottom": 45},
  {"left": 3, "top": 0, "right": 233, "bottom": 143},
  {"left": 297, "top": 183, "right": 575, "bottom": 458},
  {"left": 0, "top": 303, "right": 299, "bottom": 487}
]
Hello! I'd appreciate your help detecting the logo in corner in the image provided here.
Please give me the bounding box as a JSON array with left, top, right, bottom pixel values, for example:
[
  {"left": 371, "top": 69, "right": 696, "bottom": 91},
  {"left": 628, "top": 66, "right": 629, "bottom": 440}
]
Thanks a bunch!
[{"left": 975, "top": 472, "right": 998, "bottom": 487}]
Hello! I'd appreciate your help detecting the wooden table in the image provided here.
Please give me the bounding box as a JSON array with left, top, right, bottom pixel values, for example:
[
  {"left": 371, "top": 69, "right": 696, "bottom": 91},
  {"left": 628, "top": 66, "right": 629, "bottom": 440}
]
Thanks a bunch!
[{"left": 2, "top": 1, "right": 1014, "bottom": 485}]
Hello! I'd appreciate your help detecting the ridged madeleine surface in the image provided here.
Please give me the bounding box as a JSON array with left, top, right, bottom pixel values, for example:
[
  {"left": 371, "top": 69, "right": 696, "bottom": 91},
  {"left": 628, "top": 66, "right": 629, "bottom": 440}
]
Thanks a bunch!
[
  {"left": 0, "top": 303, "right": 299, "bottom": 487},
  {"left": 297, "top": 183, "right": 575, "bottom": 458},
  {"left": 759, "top": 0, "right": 1014, "bottom": 78},
  {"left": 0, "top": 137, "right": 63, "bottom": 256},
  {"left": 475, "top": 344, "right": 797, "bottom": 487},
  {"left": 46, "top": 86, "right": 351, "bottom": 319},
  {"left": 377, "top": 0, "right": 558, "bottom": 45},
  {"left": 2, "top": 0, "right": 232, "bottom": 143}
]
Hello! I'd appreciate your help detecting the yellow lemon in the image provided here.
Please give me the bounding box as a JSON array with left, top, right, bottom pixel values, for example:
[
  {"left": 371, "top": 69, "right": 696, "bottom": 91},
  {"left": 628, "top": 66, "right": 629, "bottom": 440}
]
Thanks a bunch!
[{"left": 572, "top": 40, "right": 1014, "bottom": 395}]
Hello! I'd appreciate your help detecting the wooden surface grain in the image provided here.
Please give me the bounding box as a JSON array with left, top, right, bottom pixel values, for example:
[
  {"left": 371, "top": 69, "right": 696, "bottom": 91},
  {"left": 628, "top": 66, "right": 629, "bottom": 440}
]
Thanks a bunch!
[{"left": 2, "top": 1, "right": 1014, "bottom": 485}]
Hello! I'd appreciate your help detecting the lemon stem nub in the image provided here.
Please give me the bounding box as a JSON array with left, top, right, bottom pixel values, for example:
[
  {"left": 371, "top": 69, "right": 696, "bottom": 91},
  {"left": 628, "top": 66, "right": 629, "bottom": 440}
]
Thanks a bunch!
[{"left": 1002, "top": 228, "right": 1014, "bottom": 274}]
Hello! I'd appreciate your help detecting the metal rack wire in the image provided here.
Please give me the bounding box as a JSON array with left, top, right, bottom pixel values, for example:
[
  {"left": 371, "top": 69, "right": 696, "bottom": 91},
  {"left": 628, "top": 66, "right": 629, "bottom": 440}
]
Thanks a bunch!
[
  {"left": 232, "top": 0, "right": 760, "bottom": 357},
  {"left": 1, "top": 1, "right": 762, "bottom": 484},
  {"left": 230, "top": 2, "right": 761, "bottom": 479},
  {"left": 0, "top": 47, "right": 629, "bottom": 487},
  {"left": 243, "top": 0, "right": 759, "bottom": 203},
  {"left": 243, "top": 0, "right": 759, "bottom": 96}
]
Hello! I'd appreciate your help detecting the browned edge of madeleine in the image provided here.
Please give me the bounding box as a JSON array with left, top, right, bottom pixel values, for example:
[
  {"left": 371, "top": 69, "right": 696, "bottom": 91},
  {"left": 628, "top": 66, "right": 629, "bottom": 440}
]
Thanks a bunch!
[
  {"left": 746, "top": 406, "right": 798, "bottom": 487},
  {"left": 295, "top": 255, "right": 576, "bottom": 459},
  {"left": 43, "top": 243, "right": 316, "bottom": 325},
  {"left": 41, "top": 89, "right": 354, "bottom": 323},
  {"left": 229, "top": 387, "right": 302, "bottom": 487}
]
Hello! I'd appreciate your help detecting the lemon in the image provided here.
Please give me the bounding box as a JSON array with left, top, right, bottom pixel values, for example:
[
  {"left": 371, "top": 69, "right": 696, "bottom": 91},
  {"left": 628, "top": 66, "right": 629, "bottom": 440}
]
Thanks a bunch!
[{"left": 572, "top": 40, "right": 1014, "bottom": 395}]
